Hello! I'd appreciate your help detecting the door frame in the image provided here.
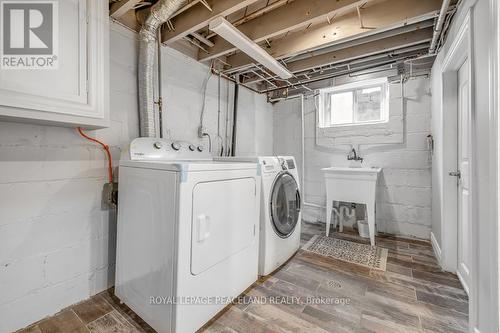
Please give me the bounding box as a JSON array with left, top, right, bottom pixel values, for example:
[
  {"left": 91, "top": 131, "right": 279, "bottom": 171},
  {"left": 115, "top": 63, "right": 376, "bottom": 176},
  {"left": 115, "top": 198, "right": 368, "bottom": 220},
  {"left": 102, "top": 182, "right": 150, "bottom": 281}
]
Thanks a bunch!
[
  {"left": 440, "top": 9, "right": 478, "bottom": 328},
  {"left": 489, "top": 0, "right": 500, "bottom": 330}
]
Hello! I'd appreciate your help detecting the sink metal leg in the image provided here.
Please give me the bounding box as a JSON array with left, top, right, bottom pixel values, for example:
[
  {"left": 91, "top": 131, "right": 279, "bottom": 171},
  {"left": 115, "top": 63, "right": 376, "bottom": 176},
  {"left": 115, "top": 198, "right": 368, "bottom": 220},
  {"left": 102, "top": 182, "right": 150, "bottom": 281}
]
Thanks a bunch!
[
  {"left": 326, "top": 199, "right": 332, "bottom": 236},
  {"left": 366, "top": 202, "right": 376, "bottom": 246}
]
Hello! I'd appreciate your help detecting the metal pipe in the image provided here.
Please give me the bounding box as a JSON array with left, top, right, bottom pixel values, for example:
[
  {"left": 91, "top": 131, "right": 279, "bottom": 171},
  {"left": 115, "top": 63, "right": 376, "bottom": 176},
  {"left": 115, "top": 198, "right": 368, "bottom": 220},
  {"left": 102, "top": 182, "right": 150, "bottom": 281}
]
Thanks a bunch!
[
  {"left": 138, "top": 0, "right": 187, "bottom": 137},
  {"left": 429, "top": 0, "right": 451, "bottom": 54},
  {"left": 157, "top": 29, "right": 164, "bottom": 138},
  {"left": 261, "top": 55, "right": 418, "bottom": 94},
  {"left": 210, "top": 67, "right": 262, "bottom": 94},
  {"left": 300, "top": 94, "right": 327, "bottom": 210},
  {"left": 225, "top": 79, "right": 231, "bottom": 156},
  {"left": 231, "top": 78, "right": 239, "bottom": 156}
]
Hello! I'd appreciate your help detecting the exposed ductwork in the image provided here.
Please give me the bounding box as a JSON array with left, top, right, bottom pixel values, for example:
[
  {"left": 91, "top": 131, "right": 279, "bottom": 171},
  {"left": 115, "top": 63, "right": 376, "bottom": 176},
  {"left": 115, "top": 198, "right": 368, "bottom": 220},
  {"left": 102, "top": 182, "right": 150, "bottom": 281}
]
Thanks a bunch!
[{"left": 138, "top": 0, "right": 187, "bottom": 137}]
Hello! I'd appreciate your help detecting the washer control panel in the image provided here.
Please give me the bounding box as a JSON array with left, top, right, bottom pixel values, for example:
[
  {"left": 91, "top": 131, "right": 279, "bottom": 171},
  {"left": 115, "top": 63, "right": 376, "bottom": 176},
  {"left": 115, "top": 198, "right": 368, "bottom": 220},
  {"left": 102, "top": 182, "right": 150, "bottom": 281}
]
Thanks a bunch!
[
  {"left": 130, "top": 138, "right": 211, "bottom": 161},
  {"left": 277, "top": 157, "right": 296, "bottom": 170}
]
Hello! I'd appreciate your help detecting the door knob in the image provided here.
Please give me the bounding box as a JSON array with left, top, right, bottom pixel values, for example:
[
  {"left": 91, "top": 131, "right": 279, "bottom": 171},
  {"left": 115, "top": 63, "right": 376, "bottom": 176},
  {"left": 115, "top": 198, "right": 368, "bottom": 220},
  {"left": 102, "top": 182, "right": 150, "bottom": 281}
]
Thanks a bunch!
[{"left": 449, "top": 170, "right": 461, "bottom": 179}]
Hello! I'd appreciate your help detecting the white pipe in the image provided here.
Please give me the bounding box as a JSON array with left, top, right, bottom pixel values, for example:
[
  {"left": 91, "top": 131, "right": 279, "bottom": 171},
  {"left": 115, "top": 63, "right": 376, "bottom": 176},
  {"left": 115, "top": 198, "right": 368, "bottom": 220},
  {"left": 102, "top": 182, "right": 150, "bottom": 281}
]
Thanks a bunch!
[
  {"left": 300, "top": 94, "right": 327, "bottom": 209},
  {"left": 429, "top": 0, "right": 451, "bottom": 54}
]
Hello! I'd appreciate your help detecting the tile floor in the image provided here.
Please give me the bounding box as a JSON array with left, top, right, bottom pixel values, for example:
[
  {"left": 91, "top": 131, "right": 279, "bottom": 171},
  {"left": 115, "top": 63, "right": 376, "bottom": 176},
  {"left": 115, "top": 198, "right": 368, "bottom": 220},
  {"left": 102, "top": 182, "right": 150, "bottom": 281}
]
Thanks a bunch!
[{"left": 16, "top": 222, "right": 468, "bottom": 333}]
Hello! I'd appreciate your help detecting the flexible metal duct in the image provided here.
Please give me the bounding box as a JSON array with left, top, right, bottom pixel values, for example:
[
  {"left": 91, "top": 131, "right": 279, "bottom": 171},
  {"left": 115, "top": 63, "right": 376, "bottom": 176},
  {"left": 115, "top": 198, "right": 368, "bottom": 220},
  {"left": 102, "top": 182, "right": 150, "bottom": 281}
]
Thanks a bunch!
[{"left": 138, "top": 0, "right": 186, "bottom": 137}]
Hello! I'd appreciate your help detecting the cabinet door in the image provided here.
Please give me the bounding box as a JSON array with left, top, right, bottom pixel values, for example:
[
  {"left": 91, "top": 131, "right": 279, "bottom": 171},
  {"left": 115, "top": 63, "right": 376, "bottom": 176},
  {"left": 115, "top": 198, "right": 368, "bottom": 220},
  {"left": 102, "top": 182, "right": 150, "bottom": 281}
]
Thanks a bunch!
[{"left": 0, "top": 0, "right": 109, "bottom": 128}]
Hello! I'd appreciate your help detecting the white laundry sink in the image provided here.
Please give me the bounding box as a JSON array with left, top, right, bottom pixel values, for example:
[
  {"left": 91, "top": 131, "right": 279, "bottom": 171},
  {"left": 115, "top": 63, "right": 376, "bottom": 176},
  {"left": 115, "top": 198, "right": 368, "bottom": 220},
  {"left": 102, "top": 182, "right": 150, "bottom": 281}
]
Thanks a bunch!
[
  {"left": 321, "top": 166, "right": 382, "bottom": 176},
  {"left": 321, "top": 166, "right": 382, "bottom": 245}
]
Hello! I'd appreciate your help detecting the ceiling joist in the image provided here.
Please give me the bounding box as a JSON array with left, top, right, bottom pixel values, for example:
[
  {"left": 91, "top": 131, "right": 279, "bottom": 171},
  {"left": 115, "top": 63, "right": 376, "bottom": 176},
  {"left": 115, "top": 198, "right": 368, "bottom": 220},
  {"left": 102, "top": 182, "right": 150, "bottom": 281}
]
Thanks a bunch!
[
  {"left": 110, "top": 0, "right": 143, "bottom": 19},
  {"left": 198, "top": 0, "right": 369, "bottom": 62},
  {"left": 243, "top": 26, "right": 434, "bottom": 84},
  {"left": 225, "top": 0, "right": 443, "bottom": 71},
  {"left": 161, "top": 0, "right": 261, "bottom": 45}
]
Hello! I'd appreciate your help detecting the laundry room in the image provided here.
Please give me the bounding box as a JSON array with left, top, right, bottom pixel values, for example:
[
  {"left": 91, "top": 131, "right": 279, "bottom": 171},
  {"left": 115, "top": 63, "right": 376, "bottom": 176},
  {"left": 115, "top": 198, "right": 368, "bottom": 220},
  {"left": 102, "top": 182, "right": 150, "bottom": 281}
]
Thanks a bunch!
[{"left": 0, "top": 1, "right": 499, "bottom": 333}]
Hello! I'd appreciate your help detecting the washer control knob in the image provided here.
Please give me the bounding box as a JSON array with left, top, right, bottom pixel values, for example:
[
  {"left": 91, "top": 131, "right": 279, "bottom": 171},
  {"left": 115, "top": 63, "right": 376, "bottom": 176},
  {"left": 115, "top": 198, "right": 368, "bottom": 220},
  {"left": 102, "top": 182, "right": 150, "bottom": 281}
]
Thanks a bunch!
[
  {"left": 153, "top": 142, "right": 163, "bottom": 149},
  {"left": 171, "top": 142, "right": 181, "bottom": 151},
  {"left": 197, "top": 145, "right": 204, "bottom": 152},
  {"left": 188, "top": 144, "right": 196, "bottom": 151}
]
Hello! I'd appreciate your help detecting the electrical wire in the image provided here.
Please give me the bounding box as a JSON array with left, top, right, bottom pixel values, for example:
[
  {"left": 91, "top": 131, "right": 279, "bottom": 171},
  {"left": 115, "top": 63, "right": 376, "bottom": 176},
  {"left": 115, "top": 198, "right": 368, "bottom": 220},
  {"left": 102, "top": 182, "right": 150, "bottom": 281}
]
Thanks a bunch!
[
  {"left": 224, "top": 78, "right": 231, "bottom": 156},
  {"left": 77, "top": 127, "right": 113, "bottom": 183},
  {"left": 203, "top": 133, "right": 212, "bottom": 152},
  {"left": 216, "top": 71, "right": 224, "bottom": 155},
  {"left": 199, "top": 61, "right": 214, "bottom": 129}
]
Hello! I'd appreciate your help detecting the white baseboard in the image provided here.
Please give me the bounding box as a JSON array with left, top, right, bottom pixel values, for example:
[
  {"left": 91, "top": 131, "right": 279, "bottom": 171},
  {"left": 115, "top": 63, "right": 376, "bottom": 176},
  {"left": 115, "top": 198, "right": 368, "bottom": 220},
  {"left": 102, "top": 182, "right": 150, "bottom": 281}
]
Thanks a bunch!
[
  {"left": 430, "top": 232, "right": 442, "bottom": 265},
  {"left": 456, "top": 270, "right": 470, "bottom": 296}
]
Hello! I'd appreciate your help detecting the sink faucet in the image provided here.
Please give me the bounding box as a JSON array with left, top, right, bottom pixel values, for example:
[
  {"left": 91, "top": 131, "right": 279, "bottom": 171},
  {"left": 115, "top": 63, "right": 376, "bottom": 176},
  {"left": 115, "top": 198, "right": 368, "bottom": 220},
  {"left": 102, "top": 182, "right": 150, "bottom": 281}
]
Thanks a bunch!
[{"left": 347, "top": 148, "right": 363, "bottom": 163}]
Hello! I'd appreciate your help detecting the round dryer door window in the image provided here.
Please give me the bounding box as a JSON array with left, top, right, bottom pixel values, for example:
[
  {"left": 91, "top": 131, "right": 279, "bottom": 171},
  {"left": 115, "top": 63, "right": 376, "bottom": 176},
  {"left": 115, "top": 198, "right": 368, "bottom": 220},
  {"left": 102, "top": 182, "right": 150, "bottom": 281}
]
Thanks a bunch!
[{"left": 270, "top": 172, "right": 301, "bottom": 238}]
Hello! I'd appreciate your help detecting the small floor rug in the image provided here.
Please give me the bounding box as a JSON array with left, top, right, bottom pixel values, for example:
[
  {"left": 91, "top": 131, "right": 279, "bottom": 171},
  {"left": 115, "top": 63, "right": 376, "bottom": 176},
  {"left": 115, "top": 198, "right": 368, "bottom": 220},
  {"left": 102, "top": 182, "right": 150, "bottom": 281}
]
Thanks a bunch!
[{"left": 302, "top": 235, "right": 388, "bottom": 271}]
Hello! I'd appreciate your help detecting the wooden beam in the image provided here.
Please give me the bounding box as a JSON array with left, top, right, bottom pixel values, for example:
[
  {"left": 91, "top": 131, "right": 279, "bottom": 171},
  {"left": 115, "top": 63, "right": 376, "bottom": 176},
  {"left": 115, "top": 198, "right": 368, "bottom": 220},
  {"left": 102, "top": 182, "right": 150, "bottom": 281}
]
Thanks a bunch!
[
  {"left": 111, "top": 9, "right": 141, "bottom": 32},
  {"left": 226, "top": 0, "right": 442, "bottom": 71},
  {"left": 191, "top": 32, "right": 215, "bottom": 47},
  {"left": 285, "top": 27, "right": 433, "bottom": 74},
  {"left": 198, "top": 0, "right": 367, "bottom": 62},
  {"left": 242, "top": 27, "right": 433, "bottom": 84},
  {"left": 161, "top": 0, "right": 261, "bottom": 45},
  {"left": 110, "top": 0, "right": 142, "bottom": 19}
]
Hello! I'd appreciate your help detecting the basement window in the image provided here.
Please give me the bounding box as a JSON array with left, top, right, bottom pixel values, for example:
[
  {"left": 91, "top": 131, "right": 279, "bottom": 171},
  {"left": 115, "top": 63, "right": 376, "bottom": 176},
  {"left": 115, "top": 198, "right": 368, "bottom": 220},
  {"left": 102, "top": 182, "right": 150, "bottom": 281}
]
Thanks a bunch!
[{"left": 318, "top": 78, "right": 389, "bottom": 128}]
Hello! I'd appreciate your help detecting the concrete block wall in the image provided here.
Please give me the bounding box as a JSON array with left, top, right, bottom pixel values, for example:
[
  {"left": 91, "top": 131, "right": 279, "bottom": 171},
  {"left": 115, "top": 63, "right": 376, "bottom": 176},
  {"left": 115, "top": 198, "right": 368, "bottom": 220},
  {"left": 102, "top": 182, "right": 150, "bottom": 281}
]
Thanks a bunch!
[
  {"left": 159, "top": 46, "right": 272, "bottom": 157},
  {"left": 0, "top": 24, "right": 136, "bottom": 332},
  {"left": 0, "top": 23, "right": 272, "bottom": 332},
  {"left": 273, "top": 77, "right": 432, "bottom": 239},
  {"left": 236, "top": 88, "right": 274, "bottom": 156}
]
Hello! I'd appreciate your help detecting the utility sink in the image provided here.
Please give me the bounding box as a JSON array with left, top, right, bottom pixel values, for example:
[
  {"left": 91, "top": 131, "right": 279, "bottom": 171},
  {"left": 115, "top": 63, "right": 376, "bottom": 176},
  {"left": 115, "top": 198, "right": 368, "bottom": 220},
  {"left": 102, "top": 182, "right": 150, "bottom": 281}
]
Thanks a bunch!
[
  {"left": 321, "top": 166, "right": 382, "bottom": 246},
  {"left": 321, "top": 166, "right": 382, "bottom": 176}
]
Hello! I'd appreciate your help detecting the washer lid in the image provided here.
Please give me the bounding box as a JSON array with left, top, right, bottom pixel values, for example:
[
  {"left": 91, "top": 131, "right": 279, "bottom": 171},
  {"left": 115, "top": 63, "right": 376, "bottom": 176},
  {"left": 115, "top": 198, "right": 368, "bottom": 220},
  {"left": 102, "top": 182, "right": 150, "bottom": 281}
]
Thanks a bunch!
[{"left": 214, "top": 156, "right": 280, "bottom": 173}]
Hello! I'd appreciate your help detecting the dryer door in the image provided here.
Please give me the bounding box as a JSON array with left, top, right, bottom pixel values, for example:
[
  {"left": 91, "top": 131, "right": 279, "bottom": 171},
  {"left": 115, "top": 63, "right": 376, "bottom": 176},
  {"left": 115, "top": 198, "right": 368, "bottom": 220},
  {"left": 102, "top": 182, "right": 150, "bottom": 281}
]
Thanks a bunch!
[
  {"left": 269, "top": 172, "right": 301, "bottom": 238},
  {"left": 191, "top": 177, "right": 257, "bottom": 275}
]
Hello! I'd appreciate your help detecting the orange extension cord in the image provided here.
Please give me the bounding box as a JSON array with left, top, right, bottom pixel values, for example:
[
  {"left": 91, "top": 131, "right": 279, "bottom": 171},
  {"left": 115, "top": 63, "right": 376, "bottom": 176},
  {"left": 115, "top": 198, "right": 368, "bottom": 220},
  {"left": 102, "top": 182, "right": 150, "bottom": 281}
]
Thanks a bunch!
[{"left": 76, "top": 127, "right": 113, "bottom": 183}]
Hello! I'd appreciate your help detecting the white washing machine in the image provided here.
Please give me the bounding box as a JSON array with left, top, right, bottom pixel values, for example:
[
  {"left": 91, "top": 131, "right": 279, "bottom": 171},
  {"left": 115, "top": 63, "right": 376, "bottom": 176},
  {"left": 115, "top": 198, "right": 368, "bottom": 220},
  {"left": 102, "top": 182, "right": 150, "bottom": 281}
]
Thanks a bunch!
[
  {"left": 115, "top": 138, "right": 260, "bottom": 333},
  {"left": 215, "top": 156, "right": 301, "bottom": 276}
]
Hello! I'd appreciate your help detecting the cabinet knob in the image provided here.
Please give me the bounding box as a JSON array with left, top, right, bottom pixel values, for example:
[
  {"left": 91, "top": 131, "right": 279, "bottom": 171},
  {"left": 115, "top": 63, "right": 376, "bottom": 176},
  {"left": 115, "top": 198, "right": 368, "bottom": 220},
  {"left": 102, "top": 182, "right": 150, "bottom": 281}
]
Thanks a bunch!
[{"left": 153, "top": 142, "right": 162, "bottom": 149}]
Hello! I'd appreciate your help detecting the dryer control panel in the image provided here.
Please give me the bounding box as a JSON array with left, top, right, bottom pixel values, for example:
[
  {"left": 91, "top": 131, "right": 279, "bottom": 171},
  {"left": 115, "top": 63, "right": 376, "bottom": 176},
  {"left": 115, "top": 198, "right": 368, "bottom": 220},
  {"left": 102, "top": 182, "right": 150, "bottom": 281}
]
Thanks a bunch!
[{"left": 129, "top": 138, "right": 211, "bottom": 161}]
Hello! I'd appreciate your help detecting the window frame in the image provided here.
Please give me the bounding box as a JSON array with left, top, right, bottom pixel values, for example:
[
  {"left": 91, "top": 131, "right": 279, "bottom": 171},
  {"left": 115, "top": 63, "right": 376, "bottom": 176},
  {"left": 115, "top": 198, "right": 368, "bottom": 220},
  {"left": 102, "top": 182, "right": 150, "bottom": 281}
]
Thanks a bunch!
[{"left": 318, "top": 78, "right": 389, "bottom": 128}]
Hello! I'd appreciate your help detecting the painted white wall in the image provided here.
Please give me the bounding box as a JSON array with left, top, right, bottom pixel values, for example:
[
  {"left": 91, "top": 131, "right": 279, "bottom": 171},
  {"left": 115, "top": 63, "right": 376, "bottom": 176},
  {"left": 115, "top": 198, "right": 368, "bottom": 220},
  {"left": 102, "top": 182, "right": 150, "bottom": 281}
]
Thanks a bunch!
[
  {"left": 430, "top": 0, "right": 499, "bottom": 331},
  {"left": 0, "top": 23, "right": 272, "bottom": 333},
  {"left": 0, "top": 24, "right": 137, "bottom": 333},
  {"left": 159, "top": 47, "right": 273, "bottom": 156},
  {"left": 273, "top": 77, "right": 432, "bottom": 239},
  {"left": 160, "top": 47, "right": 233, "bottom": 154},
  {"left": 236, "top": 88, "right": 274, "bottom": 156}
]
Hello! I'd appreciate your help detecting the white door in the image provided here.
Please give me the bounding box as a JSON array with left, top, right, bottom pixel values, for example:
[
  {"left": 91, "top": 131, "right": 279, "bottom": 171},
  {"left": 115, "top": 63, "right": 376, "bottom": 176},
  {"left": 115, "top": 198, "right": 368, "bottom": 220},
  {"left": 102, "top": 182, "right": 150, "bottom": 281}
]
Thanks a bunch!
[{"left": 456, "top": 59, "right": 471, "bottom": 293}]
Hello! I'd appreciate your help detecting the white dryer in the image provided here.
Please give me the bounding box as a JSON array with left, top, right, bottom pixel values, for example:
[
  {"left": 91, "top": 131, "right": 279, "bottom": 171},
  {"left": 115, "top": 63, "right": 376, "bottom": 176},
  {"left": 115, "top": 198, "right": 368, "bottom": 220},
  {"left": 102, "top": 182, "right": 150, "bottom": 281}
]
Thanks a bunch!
[
  {"left": 115, "top": 138, "right": 260, "bottom": 333},
  {"left": 215, "top": 156, "right": 301, "bottom": 276}
]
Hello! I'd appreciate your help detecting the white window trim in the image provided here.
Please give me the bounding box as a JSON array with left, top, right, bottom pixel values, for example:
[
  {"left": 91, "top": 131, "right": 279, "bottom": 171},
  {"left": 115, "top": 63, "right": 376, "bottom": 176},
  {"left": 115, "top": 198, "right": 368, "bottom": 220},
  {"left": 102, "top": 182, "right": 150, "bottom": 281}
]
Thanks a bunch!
[{"left": 318, "top": 78, "right": 389, "bottom": 128}]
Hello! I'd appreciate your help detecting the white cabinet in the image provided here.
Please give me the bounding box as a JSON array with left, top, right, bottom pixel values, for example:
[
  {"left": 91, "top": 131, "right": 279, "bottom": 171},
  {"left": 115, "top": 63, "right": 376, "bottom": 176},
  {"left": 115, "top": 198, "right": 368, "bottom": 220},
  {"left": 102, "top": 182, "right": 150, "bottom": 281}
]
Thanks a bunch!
[{"left": 0, "top": 0, "right": 109, "bottom": 128}]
